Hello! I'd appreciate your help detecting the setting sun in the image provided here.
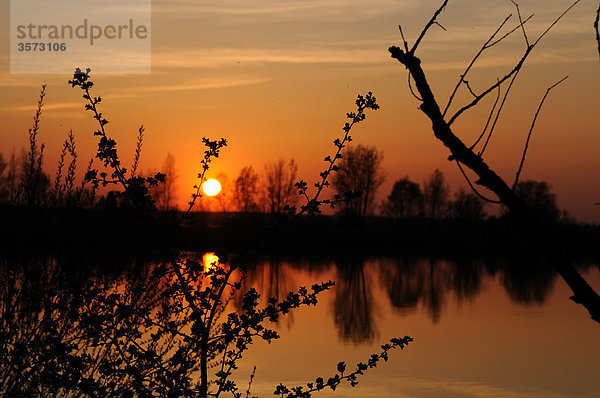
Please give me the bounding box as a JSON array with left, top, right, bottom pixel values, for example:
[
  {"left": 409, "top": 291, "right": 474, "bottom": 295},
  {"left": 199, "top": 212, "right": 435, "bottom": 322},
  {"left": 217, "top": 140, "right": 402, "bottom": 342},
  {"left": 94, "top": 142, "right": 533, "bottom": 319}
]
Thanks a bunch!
[{"left": 202, "top": 179, "right": 222, "bottom": 196}]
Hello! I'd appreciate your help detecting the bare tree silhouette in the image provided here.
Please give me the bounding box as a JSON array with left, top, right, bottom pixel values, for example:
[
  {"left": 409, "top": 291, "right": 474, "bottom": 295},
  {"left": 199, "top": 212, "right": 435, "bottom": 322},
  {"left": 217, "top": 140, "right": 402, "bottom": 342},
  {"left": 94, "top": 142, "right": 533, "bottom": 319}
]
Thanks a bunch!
[
  {"left": 233, "top": 166, "right": 261, "bottom": 212},
  {"left": 332, "top": 145, "right": 385, "bottom": 218},
  {"left": 264, "top": 159, "right": 298, "bottom": 214},
  {"left": 149, "top": 152, "right": 179, "bottom": 212},
  {"left": 422, "top": 169, "right": 449, "bottom": 219}
]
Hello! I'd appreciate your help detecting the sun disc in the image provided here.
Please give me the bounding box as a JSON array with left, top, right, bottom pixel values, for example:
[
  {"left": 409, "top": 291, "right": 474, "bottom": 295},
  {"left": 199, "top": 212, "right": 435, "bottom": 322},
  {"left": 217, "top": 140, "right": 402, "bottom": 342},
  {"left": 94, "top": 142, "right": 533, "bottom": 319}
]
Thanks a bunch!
[{"left": 202, "top": 179, "right": 222, "bottom": 196}]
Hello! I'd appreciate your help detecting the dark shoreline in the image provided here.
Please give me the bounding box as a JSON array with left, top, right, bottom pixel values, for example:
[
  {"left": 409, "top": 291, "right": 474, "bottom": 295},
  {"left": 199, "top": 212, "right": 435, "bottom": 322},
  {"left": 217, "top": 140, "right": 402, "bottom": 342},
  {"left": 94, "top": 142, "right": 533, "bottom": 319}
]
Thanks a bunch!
[{"left": 1, "top": 205, "right": 598, "bottom": 261}]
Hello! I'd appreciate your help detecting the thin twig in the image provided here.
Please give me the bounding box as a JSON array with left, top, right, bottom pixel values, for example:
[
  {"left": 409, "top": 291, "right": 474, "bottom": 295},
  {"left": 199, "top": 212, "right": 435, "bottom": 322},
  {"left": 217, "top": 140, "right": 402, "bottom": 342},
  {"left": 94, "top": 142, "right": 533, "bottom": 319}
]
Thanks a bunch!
[
  {"left": 470, "top": 81, "right": 501, "bottom": 150},
  {"left": 398, "top": 25, "right": 409, "bottom": 52},
  {"left": 463, "top": 80, "right": 478, "bottom": 97},
  {"left": 410, "top": 0, "right": 449, "bottom": 54},
  {"left": 512, "top": 76, "right": 568, "bottom": 189},
  {"left": 479, "top": 68, "right": 522, "bottom": 156},
  {"left": 443, "top": 14, "right": 513, "bottom": 117},
  {"left": 532, "top": 0, "right": 581, "bottom": 47},
  {"left": 488, "top": 14, "right": 533, "bottom": 47},
  {"left": 449, "top": 47, "right": 530, "bottom": 126},
  {"left": 434, "top": 22, "right": 447, "bottom": 31},
  {"left": 510, "top": 0, "right": 529, "bottom": 47}
]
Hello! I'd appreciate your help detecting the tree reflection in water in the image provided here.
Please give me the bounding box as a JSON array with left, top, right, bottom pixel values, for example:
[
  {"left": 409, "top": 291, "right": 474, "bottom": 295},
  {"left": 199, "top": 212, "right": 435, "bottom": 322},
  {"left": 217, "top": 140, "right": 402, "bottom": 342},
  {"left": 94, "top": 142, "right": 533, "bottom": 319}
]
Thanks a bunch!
[
  {"left": 379, "top": 257, "right": 483, "bottom": 324},
  {"left": 498, "top": 255, "right": 556, "bottom": 305},
  {"left": 240, "top": 257, "right": 297, "bottom": 329},
  {"left": 332, "top": 255, "right": 376, "bottom": 344}
]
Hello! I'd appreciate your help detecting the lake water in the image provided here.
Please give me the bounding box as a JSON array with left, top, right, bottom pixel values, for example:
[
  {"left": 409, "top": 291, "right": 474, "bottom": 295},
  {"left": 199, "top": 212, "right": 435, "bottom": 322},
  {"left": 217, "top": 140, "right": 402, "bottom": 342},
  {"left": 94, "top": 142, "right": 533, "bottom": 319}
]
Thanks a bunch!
[
  {"left": 228, "top": 255, "right": 600, "bottom": 398},
  {"left": 1, "top": 252, "right": 598, "bottom": 397}
]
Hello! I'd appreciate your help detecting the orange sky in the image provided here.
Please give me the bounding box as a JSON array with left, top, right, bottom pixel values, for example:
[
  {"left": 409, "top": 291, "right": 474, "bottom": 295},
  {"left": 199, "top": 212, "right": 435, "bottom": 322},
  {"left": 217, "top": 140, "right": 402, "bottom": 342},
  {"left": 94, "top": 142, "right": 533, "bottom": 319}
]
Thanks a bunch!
[{"left": 1, "top": 0, "right": 599, "bottom": 221}]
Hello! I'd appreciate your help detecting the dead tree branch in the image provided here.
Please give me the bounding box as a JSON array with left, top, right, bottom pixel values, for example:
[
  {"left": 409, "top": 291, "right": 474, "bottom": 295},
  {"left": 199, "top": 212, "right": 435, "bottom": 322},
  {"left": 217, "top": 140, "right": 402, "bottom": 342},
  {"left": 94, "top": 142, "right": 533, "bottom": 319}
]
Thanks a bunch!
[
  {"left": 410, "top": 0, "right": 449, "bottom": 54},
  {"left": 389, "top": 0, "right": 600, "bottom": 325},
  {"left": 389, "top": 45, "right": 529, "bottom": 215}
]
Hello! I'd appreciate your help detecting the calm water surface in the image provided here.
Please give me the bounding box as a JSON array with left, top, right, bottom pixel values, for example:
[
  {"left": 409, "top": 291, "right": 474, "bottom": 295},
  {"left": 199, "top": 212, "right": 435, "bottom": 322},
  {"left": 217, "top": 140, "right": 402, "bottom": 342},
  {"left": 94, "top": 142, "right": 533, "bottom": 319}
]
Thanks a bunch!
[
  {"left": 228, "top": 255, "right": 600, "bottom": 398},
  {"left": 2, "top": 252, "right": 598, "bottom": 397}
]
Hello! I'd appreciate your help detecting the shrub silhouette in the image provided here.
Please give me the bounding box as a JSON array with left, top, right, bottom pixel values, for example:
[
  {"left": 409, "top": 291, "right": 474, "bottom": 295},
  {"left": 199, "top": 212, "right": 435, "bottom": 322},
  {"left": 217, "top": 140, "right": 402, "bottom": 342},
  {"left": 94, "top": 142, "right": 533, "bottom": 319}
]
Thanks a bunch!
[{"left": 0, "top": 70, "right": 413, "bottom": 397}]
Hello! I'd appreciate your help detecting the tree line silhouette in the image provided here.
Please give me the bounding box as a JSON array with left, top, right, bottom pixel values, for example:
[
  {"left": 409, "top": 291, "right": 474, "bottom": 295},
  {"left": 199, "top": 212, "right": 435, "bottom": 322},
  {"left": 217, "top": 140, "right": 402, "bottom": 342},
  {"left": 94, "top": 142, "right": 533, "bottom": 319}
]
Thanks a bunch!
[{"left": 0, "top": 114, "right": 562, "bottom": 224}]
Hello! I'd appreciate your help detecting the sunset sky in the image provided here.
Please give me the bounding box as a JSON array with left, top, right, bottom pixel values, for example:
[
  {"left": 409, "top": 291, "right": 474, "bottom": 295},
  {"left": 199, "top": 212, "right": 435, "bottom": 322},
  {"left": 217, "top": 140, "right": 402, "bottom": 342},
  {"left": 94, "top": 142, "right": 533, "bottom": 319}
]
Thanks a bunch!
[{"left": 1, "top": 0, "right": 599, "bottom": 221}]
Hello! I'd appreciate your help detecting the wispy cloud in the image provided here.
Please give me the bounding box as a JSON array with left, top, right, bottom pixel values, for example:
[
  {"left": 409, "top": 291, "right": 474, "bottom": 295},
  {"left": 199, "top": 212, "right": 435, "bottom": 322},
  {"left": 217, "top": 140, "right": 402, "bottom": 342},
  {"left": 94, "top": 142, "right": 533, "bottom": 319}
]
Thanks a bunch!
[
  {"left": 0, "top": 76, "right": 267, "bottom": 114},
  {"left": 152, "top": 0, "right": 419, "bottom": 18},
  {"left": 151, "top": 47, "right": 387, "bottom": 69},
  {"left": 0, "top": 76, "right": 63, "bottom": 88},
  {"left": 135, "top": 77, "right": 267, "bottom": 92},
  {"left": 152, "top": 37, "right": 595, "bottom": 74},
  {"left": 2, "top": 101, "right": 82, "bottom": 112}
]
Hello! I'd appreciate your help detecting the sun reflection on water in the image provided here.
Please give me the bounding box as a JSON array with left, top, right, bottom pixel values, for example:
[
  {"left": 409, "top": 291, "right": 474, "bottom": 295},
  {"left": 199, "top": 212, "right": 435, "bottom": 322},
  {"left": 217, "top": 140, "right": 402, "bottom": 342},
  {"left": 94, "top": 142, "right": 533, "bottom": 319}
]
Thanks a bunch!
[{"left": 202, "top": 253, "right": 220, "bottom": 272}]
